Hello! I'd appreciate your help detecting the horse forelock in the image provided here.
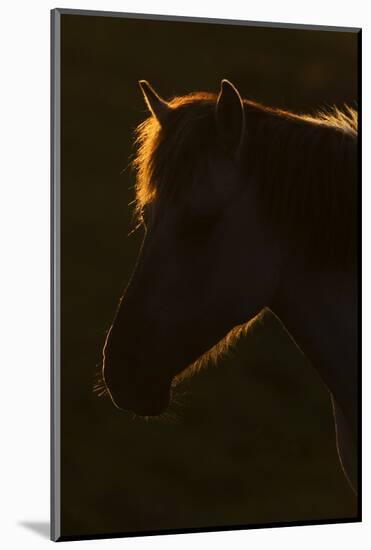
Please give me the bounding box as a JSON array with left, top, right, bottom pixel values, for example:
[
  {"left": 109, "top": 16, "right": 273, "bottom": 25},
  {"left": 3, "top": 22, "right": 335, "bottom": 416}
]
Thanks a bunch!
[{"left": 133, "top": 92, "right": 217, "bottom": 216}]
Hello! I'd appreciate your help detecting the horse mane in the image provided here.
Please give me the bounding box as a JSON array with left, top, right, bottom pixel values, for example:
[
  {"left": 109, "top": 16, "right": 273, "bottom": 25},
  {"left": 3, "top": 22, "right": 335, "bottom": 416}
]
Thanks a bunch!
[{"left": 133, "top": 91, "right": 358, "bottom": 268}]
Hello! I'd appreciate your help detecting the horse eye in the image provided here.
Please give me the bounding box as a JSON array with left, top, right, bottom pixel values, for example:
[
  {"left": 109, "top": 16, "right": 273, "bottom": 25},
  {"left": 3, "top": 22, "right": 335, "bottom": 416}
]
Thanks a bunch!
[
  {"left": 195, "top": 211, "right": 220, "bottom": 232},
  {"left": 178, "top": 208, "right": 220, "bottom": 240}
]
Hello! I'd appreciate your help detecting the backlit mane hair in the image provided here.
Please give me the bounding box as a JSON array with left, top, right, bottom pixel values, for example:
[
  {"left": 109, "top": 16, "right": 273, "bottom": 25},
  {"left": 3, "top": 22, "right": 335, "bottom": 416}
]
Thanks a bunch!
[{"left": 133, "top": 91, "right": 358, "bottom": 268}]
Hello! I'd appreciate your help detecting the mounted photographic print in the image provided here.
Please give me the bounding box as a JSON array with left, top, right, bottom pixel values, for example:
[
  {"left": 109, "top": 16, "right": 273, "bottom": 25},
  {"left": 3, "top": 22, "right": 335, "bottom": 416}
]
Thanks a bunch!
[{"left": 51, "top": 8, "right": 361, "bottom": 542}]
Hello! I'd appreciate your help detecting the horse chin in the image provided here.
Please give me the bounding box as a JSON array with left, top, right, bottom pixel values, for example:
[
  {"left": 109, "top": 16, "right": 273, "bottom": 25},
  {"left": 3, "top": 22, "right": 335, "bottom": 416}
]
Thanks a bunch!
[
  {"left": 128, "top": 396, "right": 171, "bottom": 417},
  {"left": 107, "top": 386, "right": 172, "bottom": 417},
  {"left": 131, "top": 403, "right": 169, "bottom": 417}
]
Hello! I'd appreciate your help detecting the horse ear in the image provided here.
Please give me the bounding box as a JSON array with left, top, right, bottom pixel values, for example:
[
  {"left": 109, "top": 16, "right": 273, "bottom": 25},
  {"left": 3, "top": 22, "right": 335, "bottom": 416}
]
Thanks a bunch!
[
  {"left": 139, "top": 80, "right": 170, "bottom": 125},
  {"left": 215, "top": 79, "right": 245, "bottom": 156}
]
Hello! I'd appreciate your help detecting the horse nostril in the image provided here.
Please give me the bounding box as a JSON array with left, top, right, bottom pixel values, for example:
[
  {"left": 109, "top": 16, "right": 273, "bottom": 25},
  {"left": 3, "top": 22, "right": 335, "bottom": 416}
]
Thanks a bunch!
[{"left": 103, "top": 351, "right": 138, "bottom": 385}]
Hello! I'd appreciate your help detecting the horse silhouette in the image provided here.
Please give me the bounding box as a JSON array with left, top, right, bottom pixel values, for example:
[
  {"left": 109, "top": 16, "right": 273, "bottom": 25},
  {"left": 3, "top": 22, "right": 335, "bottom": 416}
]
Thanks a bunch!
[{"left": 100, "top": 80, "right": 358, "bottom": 493}]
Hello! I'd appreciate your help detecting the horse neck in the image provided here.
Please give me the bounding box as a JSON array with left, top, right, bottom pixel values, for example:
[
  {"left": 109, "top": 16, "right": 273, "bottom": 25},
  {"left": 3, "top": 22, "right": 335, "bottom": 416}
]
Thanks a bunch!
[{"left": 270, "top": 258, "right": 358, "bottom": 431}]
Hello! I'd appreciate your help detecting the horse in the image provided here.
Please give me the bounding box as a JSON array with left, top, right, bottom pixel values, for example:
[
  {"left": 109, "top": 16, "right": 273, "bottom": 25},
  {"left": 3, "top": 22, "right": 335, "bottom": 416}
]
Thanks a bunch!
[{"left": 99, "top": 79, "right": 358, "bottom": 494}]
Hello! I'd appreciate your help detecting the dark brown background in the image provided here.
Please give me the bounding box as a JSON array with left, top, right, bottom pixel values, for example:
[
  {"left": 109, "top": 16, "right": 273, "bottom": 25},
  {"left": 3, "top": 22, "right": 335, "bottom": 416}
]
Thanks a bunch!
[{"left": 60, "top": 13, "right": 358, "bottom": 538}]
